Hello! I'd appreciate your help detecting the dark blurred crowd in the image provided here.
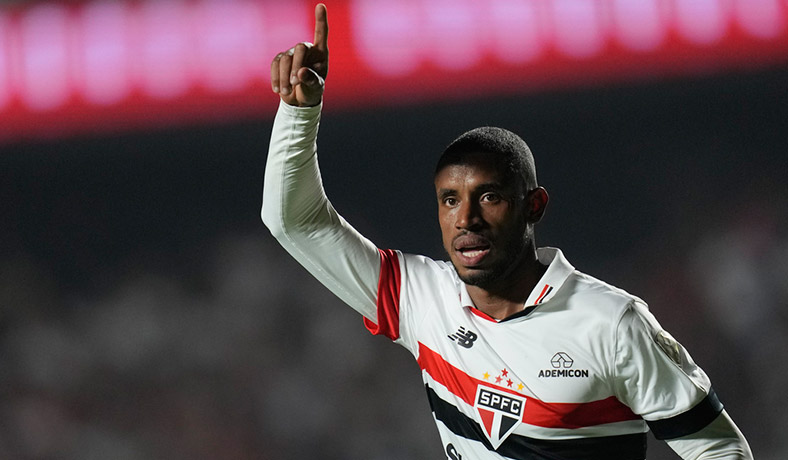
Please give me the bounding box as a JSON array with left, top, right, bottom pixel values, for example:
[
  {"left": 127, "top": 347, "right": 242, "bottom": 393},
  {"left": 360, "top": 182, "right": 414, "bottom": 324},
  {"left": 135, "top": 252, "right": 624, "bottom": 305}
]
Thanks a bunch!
[
  {"left": 0, "top": 231, "right": 442, "bottom": 459},
  {"left": 1, "top": 195, "right": 786, "bottom": 459}
]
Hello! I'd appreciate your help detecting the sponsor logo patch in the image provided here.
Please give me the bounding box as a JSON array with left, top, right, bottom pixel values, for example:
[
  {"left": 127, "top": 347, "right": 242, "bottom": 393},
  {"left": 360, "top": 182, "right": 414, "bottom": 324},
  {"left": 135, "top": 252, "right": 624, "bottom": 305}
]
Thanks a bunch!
[
  {"left": 474, "top": 385, "right": 526, "bottom": 449},
  {"left": 551, "top": 351, "right": 573, "bottom": 368},
  {"left": 538, "top": 352, "right": 590, "bottom": 378}
]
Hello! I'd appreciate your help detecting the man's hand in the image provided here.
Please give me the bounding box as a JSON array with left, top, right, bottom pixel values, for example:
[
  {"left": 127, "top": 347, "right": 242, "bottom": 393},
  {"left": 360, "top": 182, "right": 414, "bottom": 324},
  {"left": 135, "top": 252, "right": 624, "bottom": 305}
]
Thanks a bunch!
[{"left": 271, "top": 4, "right": 329, "bottom": 107}]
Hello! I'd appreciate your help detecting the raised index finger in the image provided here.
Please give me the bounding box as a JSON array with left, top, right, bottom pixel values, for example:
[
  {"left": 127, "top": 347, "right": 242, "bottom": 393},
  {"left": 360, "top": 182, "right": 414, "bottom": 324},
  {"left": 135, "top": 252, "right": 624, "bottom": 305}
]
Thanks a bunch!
[{"left": 313, "top": 3, "right": 328, "bottom": 51}]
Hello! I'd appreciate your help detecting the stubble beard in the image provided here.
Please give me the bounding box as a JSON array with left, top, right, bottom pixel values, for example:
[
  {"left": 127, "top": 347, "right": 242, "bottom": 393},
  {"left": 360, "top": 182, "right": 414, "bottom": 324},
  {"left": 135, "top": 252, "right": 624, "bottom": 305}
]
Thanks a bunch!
[{"left": 453, "top": 231, "right": 529, "bottom": 291}]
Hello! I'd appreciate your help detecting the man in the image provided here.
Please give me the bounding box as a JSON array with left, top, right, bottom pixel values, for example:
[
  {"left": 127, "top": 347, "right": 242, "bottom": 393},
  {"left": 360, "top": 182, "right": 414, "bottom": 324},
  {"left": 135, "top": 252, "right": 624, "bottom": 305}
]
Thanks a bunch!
[{"left": 263, "top": 5, "right": 752, "bottom": 459}]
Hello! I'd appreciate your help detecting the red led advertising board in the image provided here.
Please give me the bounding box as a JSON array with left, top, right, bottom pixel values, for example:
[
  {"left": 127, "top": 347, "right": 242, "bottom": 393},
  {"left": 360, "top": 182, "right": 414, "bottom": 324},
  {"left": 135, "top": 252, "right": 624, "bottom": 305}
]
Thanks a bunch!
[{"left": 1, "top": 0, "right": 787, "bottom": 141}]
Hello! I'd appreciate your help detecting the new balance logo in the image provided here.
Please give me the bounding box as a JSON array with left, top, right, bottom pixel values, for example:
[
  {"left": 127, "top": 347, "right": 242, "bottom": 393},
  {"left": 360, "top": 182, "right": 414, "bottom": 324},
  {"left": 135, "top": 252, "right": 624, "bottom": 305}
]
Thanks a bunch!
[{"left": 448, "top": 326, "right": 478, "bottom": 348}]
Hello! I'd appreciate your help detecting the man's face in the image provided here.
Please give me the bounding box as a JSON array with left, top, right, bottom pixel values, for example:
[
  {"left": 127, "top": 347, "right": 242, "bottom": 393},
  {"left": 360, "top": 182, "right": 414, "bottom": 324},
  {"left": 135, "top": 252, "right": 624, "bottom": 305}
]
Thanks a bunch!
[{"left": 434, "top": 154, "right": 530, "bottom": 288}]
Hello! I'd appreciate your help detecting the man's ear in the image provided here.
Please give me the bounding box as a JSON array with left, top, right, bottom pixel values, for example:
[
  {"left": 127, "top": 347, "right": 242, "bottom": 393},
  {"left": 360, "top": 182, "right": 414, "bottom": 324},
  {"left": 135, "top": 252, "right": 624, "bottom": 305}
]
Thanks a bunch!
[{"left": 526, "top": 187, "right": 549, "bottom": 223}]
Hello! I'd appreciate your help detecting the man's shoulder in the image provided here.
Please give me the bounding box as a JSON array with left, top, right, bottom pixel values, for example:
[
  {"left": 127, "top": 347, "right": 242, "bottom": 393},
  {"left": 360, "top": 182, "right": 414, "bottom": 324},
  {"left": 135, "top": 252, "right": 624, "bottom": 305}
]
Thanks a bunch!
[
  {"left": 560, "top": 269, "right": 645, "bottom": 317},
  {"left": 393, "top": 252, "right": 464, "bottom": 296},
  {"left": 399, "top": 252, "right": 456, "bottom": 277}
]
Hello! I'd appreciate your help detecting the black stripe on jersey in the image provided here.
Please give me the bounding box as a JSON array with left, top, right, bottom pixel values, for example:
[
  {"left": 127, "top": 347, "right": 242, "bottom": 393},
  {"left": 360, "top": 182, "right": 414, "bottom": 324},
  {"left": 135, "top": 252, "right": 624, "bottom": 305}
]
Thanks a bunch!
[
  {"left": 499, "top": 305, "right": 538, "bottom": 323},
  {"left": 646, "top": 388, "right": 724, "bottom": 440},
  {"left": 426, "top": 385, "right": 647, "bottom": 460},
  {"left": 538, "top": 286, "right": 553, "bottom": 303}
]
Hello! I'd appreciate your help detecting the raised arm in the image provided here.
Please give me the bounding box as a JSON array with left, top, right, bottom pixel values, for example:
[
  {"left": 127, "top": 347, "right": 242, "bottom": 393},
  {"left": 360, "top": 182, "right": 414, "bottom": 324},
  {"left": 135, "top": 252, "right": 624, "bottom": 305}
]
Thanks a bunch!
[{"left": 262, "top": 4, "right": 380, "bottom": 321}]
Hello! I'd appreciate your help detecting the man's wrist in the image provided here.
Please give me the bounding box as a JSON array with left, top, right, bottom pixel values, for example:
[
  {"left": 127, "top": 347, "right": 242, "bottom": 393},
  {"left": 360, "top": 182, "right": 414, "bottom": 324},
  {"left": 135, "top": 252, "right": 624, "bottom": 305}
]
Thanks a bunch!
[{"left": 279, "top": 99, "right": 322, "bottom": 116}]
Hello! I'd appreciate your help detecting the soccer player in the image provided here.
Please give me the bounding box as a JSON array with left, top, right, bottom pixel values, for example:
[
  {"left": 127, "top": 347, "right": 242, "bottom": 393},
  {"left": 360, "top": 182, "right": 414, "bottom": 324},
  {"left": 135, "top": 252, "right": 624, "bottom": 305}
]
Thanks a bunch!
[{"left": 263, "top": 5, "right": 752, "bottom": 459}]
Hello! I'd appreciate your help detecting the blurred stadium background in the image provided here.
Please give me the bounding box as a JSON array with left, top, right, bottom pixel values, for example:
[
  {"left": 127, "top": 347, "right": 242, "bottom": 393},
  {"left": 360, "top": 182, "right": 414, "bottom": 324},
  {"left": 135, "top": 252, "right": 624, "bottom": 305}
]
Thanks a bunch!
[{"left": 1, "top": 0, "right": 787, "bottom": 458}]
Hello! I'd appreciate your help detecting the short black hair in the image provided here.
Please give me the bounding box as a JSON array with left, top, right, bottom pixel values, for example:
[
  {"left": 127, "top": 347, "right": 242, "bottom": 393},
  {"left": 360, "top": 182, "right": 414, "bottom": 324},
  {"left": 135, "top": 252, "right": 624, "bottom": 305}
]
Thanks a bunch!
[{"left": 435, "top": 126, "right": 538, "bottom": 192}]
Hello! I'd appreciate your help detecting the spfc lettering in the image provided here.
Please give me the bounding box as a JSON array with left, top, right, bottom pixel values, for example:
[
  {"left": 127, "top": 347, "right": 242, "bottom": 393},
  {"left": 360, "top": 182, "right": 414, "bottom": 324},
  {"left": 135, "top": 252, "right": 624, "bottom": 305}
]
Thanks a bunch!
[
  {"left": 474, "top": 385, "right": 526, "bottom": 449},
  {"left": 477, "top": 389, "right": 523, "bottom": 416}
]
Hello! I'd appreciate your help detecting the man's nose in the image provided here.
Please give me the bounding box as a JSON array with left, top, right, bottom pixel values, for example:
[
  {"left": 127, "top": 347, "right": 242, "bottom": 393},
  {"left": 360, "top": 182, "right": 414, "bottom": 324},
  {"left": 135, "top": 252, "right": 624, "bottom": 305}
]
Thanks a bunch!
[{"left": 455, "top": 200, "right": 483, "bottom": 230}]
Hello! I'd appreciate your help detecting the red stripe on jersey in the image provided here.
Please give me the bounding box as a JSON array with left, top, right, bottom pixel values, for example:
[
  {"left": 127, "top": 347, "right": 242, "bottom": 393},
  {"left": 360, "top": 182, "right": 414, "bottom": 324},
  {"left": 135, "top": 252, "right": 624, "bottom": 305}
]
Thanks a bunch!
[
  {"left": 534, "top": 284, "right": 551, "bottom": 304},
  {"left": 417, "top": 343, "right": 640, "bottom": 429},
  {"left": 469, "top": 307, "right": 498, "bottom": 322},
  {"left": 364, "top": 249, "right": 402, "bottom": 341}
]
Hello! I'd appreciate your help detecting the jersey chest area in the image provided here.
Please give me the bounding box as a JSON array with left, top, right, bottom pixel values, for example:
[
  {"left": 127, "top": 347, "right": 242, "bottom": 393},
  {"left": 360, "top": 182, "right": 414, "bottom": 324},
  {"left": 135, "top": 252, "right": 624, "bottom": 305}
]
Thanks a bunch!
[{"left": 418, "top": 303, "right": 618, "bottom": 405}]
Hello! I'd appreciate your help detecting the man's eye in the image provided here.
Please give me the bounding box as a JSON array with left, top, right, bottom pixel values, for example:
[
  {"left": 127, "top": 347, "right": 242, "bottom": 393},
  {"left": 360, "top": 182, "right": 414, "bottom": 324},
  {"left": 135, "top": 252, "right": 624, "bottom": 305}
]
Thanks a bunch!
[
  {"left": 481, "top": 193, "right": 500, "bottom": 203},
  {"left": 443, "top": 197, "right": 458, "bottom": 206}
]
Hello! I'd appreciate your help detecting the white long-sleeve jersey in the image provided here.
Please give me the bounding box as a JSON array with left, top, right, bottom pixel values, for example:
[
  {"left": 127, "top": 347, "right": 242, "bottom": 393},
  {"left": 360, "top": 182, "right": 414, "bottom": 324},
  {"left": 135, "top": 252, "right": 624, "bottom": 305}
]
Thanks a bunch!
[{"left": 262, "top": 101, "right": 752, "bottom": 460}]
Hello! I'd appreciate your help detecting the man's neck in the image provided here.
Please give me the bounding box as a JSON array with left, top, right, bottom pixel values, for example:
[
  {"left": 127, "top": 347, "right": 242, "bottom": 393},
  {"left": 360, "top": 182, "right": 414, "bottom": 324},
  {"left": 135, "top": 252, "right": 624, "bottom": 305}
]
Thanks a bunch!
[{"left": 467, "top": 255, "right": 548, "bottom": 321}]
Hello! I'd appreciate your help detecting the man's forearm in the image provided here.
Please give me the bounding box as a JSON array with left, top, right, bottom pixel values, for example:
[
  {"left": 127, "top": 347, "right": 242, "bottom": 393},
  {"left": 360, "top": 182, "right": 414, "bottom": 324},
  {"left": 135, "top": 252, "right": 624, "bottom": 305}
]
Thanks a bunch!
[
  {"left": 262, "top": 101, "right": 381, "bottom": 320},
  {"left": 262, "top": 101, "right": 326, "bottom": 238}
]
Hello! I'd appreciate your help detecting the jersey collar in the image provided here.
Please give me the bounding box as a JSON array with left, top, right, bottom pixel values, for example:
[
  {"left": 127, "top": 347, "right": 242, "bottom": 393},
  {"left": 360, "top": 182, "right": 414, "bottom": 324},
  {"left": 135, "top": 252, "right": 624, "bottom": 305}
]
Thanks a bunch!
[
  {"left": 459, "top": 247, "right": 575, "bottom": 319},
  {"left": 526, "top": 247, "right": 574, "bottom": 307}
]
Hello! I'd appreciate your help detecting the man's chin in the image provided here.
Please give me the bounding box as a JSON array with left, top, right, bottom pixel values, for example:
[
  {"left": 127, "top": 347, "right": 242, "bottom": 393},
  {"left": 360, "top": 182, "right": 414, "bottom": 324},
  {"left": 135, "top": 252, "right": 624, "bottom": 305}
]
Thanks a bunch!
[
  {"left": 449, "top": 238, "right": 529, "bottom": 290},
  {"left": 456, "top": 266, "right": 497, "bottom": 289}
]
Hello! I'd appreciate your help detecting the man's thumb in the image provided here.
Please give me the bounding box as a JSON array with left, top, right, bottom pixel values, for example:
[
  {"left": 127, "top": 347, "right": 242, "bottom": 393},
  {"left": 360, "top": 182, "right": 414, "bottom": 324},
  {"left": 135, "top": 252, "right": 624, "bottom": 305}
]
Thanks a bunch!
[{"left": 299, "top": 67, "right": 324, "bottom": 87}]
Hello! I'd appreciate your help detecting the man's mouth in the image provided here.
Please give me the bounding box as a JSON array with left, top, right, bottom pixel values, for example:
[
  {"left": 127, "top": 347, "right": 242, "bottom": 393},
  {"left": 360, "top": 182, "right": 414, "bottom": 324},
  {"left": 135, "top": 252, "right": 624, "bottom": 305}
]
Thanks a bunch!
[
  {"left": 457, "top": 247, "right": 490, "bottom": 266},
  {"left": 460, "top": 248, "right": 487, "bottom": 258},
  {"left": 454, "top": 234, "right": 492, "bottom": 266}
]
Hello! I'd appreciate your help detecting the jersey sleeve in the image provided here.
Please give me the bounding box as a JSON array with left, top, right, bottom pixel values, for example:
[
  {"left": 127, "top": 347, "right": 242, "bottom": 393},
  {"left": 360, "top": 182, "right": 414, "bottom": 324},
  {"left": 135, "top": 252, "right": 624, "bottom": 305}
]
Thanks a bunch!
[
  {"left": 262, "top": 101, "right": 381, "bottom": 322},
  {"left": 363, "top": 249, "right": 455, "bottom": 357},
  {"left": 612, "top": 301, "right": 723, "bottom": 440},
  {"left": 363, "top": 249, "right": 402, "bottom": 341},
  {"left": 665, "top": 410, "right": 753, "bottom": 459}
]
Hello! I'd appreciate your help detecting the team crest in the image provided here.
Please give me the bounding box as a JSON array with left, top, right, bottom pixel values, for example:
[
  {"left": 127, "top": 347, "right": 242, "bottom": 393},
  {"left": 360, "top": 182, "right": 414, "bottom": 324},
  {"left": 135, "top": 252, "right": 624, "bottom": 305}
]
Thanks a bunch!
[{"left": 474, "top": 384, "right": 526, "bottom": 449}]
